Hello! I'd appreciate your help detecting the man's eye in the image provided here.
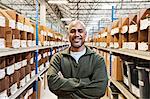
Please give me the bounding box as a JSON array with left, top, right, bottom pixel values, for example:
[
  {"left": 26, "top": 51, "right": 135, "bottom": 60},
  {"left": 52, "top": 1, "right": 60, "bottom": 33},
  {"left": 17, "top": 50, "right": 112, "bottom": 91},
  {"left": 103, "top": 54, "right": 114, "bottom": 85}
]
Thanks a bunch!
[
  {"left": 70, "top": 29, "right": 76, "bottom": 33},
  {"left": 78, "top": 29, "right": 83, "bottom": 33}
]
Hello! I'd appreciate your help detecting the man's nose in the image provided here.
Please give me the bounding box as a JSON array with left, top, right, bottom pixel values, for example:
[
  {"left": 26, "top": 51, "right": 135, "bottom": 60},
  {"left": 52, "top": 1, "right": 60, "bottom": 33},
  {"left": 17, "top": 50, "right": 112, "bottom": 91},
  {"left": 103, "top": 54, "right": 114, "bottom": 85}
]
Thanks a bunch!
[{"left": 74, "top": 30, "right": 80, "bottom": 36}]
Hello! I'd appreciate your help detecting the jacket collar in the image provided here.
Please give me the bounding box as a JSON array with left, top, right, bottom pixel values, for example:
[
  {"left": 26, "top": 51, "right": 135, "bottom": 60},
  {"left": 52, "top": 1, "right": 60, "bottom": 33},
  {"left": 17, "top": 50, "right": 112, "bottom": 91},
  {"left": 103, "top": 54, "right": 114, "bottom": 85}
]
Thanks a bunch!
[{"left": 61, "top": 45, "right": 95, "bottom": 56}]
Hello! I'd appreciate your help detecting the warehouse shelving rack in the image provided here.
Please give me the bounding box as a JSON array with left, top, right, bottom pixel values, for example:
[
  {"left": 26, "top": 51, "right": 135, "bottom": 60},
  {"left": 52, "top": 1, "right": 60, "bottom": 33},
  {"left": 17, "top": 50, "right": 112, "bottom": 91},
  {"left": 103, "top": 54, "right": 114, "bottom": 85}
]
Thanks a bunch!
[
  {"left": 90, "top": 45, "right": 150, "bottom": 99},
  {"left": 0, "top": 45, "right": 68, "bottom": 99},
  {"left": 137, "top": 8, "right": 150, "bottom": 51},
  {"left": 88, "top": 8, "right": 150, "bottom": 99},
  {"left": 0, "top": 0, "right": 68, "bottom": 98}
]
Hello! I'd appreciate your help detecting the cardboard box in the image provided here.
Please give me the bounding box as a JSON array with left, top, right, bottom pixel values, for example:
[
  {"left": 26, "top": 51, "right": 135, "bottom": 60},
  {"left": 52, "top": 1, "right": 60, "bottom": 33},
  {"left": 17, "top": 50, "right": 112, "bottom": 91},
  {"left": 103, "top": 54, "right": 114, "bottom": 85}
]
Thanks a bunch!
[
  {"left": 27, "top": 33, "right": 33, "bottom": 40},
  {"left": 0, "top": 78, "right": 7, "bottom": 93},
  {"left": 12, "top": 29, "right": 20, "bottom": 39},
  {"left": 17, "top": 14, "right": 24, "bottom": 23},
  {"left": 13, "top": 70, "right": 20, "bottom": 84},
  {"left": 111, "top": 55, "right": 123, "bottom": 81},
  {"left": 0, "top": 57, "right": 5, "bottom": 69},
  {"left": 31, "top": 63, "right": 35, "bottom": 71},
  {"left": 9, "top": 74, "right": 14, "bottom": 88},
  {"left": 0, "top": 10, "right": 14, "bottom": 48},
  {"left": 20, "top": 67, "right": 25, "bottom": 80},
  {"left": 39, "top": 25, "right": 47, "bottom": 46},
  {"left": 26, "top": 52, "right": 32, "bottom": 64},
  {"left": 0, "top": 27, "right": 5, "bottom": 38},
  {"left": 5, "top": 27, "right": 12, "bottom": 48},
  {"left": 6, "top": 56, "right": 15, "bottom": 66},
  {"left": 0, "top": 77, "right": 9, "bottom": 96},
  {"left": 20, "top": 31, "right": 27, "bottom": 40},
  {"left": 25, "top": 65, "right": 31, "bottom": 75},
  {"left": 6, "top": 10, "right": 16, "bottom": 21},
  {"left": 0, "top": 9, "right": 15, "bottom": 29}
]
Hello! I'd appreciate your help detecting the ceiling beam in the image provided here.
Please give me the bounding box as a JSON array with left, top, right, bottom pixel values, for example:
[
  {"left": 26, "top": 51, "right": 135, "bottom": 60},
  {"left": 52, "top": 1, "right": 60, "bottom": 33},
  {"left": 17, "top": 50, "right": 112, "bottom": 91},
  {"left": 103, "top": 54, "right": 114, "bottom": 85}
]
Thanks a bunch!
[
  {"left": 70, "top": 8, "right": 149, "bottom": 10},
  {"left": 68, "top": 1, "right": 150, "bottom": 3}
]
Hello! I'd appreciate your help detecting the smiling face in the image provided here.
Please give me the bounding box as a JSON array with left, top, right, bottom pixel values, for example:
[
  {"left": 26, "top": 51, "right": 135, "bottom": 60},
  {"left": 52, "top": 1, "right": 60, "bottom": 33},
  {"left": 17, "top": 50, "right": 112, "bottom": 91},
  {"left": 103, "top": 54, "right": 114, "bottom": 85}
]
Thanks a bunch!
[{"left": 68, "top": 21, "right": 87, "bottom": 51}]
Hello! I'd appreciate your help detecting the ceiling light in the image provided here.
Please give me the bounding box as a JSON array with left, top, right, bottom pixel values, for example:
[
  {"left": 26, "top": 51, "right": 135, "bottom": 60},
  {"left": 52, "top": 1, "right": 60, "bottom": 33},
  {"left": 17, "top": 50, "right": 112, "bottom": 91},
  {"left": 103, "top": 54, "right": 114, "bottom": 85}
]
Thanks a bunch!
[
  {"left": 48, "top": 0, "right": 68, "bottom": 4},
  {"left": 61, "top": 18, "right": 72, "bottom": 21}
]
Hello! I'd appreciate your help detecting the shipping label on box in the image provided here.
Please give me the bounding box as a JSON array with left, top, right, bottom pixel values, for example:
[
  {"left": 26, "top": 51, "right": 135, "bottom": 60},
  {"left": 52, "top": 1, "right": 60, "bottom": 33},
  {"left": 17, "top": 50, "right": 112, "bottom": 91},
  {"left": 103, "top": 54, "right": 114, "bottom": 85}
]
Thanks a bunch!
[
  {"left": 45, "top": 61, "right": 50, "bottom": 68},
  {"left": 121, "top": 25, "right": 128, "bottom": 33},
  {"left": 25, "top": 74, "right": 30, "bottom": 83},
  {"left": 43, "top": 41, "right": 48, "bottom": 46},
  {"left": 30, "top": 58, "right": 34, "bottom": 64},
  {"left": 43, "top": 52, "right": 47, "bottom": 58},
  {"left": 22, "top": 59, "right": 27, "bottom": 67},
  {"left": 39, "top": 64, "right": 44, "bottom": 71},
  {"left": 21, "top": 40, "right": 27, "bottom": 48},
  {"left": 114, "top": 42, "right": 119, "bottom": 48},
  {"left": 17, "top": 22, "right": 24, "bottom": 31},
  {"left": 20, "top": 77, "right": 26, "bottom": 87},
  {"left": 38, "top": 54, "right": 41, "bottom": 61},
  {"left": 9, "top": 20, "right": 15, "bottom": 29},
  {"left": 10, "top": 83, "right": 18, "bottom": 95},
  {"left": 23, "top": 25, "right": 29, "bottom": 32},
  {"left": 30, "top": 26, "right": 34, "bottom": 34},
  {"left": 32, "top": 40, "right": 36, "bottom": 47},
  {"left": 0, "top": 38, "right": 5, "bottom": 48},
  {"left": 31, "top": 70, "right": 35, "bottom": 77},
  {"left": 110, "top": 42, "right": 114, "bottom": 48},
  {"left": 0, "top": 16, "right": 5, "bottom": 27},
  {"left": 0, "top": 69, "right": 5, "bottom": 79},
  {"left": 6, "top": 64, "right": 15, "bottom": 75},
  {"left": 128, "top": 42, "right": 136, "bottom": 49},
  {"left": 27, "top": 40, "right": 32, "bottom": 47},
  {"left": 122, "top": 42, "right": 128, "bottom": 49},
  {"left": 140, "top": 18, "right": 150, "bottom": 30},
  {"left": 129, "top": 24, "right": 137, "bottom": 33},
  {"left": 138, "top": 42, "right": 148, "bottom": 51},
  {"left": 14, "top": 62, "right": 22, "bottom": 70},
  {"left": 111, "top": 28, "right": 119, "bottom": 35},
  {"left": 12, "top": 39, "right": 20, "bottom": 48}
]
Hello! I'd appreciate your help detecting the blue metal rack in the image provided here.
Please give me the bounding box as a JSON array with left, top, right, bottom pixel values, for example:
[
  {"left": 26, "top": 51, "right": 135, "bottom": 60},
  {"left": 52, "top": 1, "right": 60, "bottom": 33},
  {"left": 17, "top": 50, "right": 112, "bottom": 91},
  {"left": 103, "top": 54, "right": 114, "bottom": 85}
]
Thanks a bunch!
[
  {"left": 109, "top": 6, "right": 118, "bottom": 77},
  {"left": 35, "top": 0, "right": 39, "bottom": 99}
]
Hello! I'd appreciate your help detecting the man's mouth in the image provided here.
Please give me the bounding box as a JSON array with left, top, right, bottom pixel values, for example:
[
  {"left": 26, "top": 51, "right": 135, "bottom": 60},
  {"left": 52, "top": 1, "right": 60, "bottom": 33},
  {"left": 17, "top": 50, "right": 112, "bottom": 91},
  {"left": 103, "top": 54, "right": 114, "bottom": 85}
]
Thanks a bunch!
[{"left": 73, "top": 38, "right": 81, "bottom": 42}]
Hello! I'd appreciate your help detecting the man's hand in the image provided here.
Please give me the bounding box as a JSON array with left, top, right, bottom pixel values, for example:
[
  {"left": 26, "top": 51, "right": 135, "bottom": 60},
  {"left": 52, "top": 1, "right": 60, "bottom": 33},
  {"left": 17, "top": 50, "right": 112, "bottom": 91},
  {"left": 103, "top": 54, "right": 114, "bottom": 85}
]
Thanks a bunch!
[{"left": 58, "top": 71, "right": 64, "bottom": 78}]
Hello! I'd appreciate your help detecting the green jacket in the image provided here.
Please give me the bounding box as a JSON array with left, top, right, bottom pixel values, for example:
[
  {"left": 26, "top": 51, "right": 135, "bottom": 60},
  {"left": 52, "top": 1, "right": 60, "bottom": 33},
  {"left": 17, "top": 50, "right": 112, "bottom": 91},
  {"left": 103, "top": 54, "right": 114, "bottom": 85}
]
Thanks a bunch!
[{"left": 47, "top": 46, "right": 108, "bottom": 99}]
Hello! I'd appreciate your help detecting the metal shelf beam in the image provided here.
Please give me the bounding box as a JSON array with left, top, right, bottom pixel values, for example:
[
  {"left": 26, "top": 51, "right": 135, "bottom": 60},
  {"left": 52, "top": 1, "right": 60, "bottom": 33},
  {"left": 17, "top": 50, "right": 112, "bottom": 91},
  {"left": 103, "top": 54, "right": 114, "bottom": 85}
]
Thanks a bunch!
[
  {"left": 0, "top": 45, "right": 66, "bottom": 57},
  {"left": 110, "top": 78, "right": 137, "bottom": 99},
  {"left": 89, "top": 46, "right": 150, "bottom": 61}
]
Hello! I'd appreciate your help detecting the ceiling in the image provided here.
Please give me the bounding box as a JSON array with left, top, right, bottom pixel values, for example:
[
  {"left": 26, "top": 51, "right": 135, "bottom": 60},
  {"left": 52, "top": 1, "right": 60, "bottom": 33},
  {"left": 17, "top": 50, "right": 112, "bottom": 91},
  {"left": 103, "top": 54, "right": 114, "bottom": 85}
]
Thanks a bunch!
[{"left": 0, "top": 0, "right": 150, "bottom": 34}]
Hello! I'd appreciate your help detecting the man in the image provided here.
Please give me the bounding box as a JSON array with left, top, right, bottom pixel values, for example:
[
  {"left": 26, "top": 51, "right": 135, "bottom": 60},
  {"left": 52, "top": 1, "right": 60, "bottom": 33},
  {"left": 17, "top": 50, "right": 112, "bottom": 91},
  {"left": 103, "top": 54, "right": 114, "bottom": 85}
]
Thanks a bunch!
[{"left": 47, "top": 20, "right": 108, "bottom": 99}]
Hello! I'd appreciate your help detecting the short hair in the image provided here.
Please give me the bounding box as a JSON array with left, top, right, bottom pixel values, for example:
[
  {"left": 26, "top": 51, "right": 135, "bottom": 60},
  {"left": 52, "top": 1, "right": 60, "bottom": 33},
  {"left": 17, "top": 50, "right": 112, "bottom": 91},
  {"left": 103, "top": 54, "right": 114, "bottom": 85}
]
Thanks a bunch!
[{"left": 68, "top": 20, "right": 86, "bottom": 33}]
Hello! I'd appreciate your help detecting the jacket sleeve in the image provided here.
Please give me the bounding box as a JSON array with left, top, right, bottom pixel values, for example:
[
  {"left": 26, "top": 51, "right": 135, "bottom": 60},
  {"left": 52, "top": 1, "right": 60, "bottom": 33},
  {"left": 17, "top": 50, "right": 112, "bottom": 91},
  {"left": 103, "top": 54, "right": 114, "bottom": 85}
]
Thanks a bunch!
[
  {"left": 74, "top": 56, "right": 108, "bottom": 98},
  {"left": 47, "top": 53, "right": 85, "bottom": 95}
]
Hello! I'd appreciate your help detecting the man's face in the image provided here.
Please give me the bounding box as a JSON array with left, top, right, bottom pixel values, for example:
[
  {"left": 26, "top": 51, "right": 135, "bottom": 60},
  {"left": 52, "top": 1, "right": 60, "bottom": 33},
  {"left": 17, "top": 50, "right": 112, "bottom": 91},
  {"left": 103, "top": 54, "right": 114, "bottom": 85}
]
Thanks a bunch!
[{"left": 69, "top": 23, "right": 86, "bottom": 48}]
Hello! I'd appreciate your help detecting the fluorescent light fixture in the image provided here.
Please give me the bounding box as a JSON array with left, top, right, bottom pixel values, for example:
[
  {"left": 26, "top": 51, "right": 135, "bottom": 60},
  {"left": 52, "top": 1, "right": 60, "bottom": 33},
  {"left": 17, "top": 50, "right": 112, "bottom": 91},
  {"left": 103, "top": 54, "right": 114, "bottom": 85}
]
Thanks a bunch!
[
  {"left": 61, "top": 18, "right": 72, "bottom": 21},
  {"left": 48, "top": 0, "right": 68, "bottom": 4}
]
